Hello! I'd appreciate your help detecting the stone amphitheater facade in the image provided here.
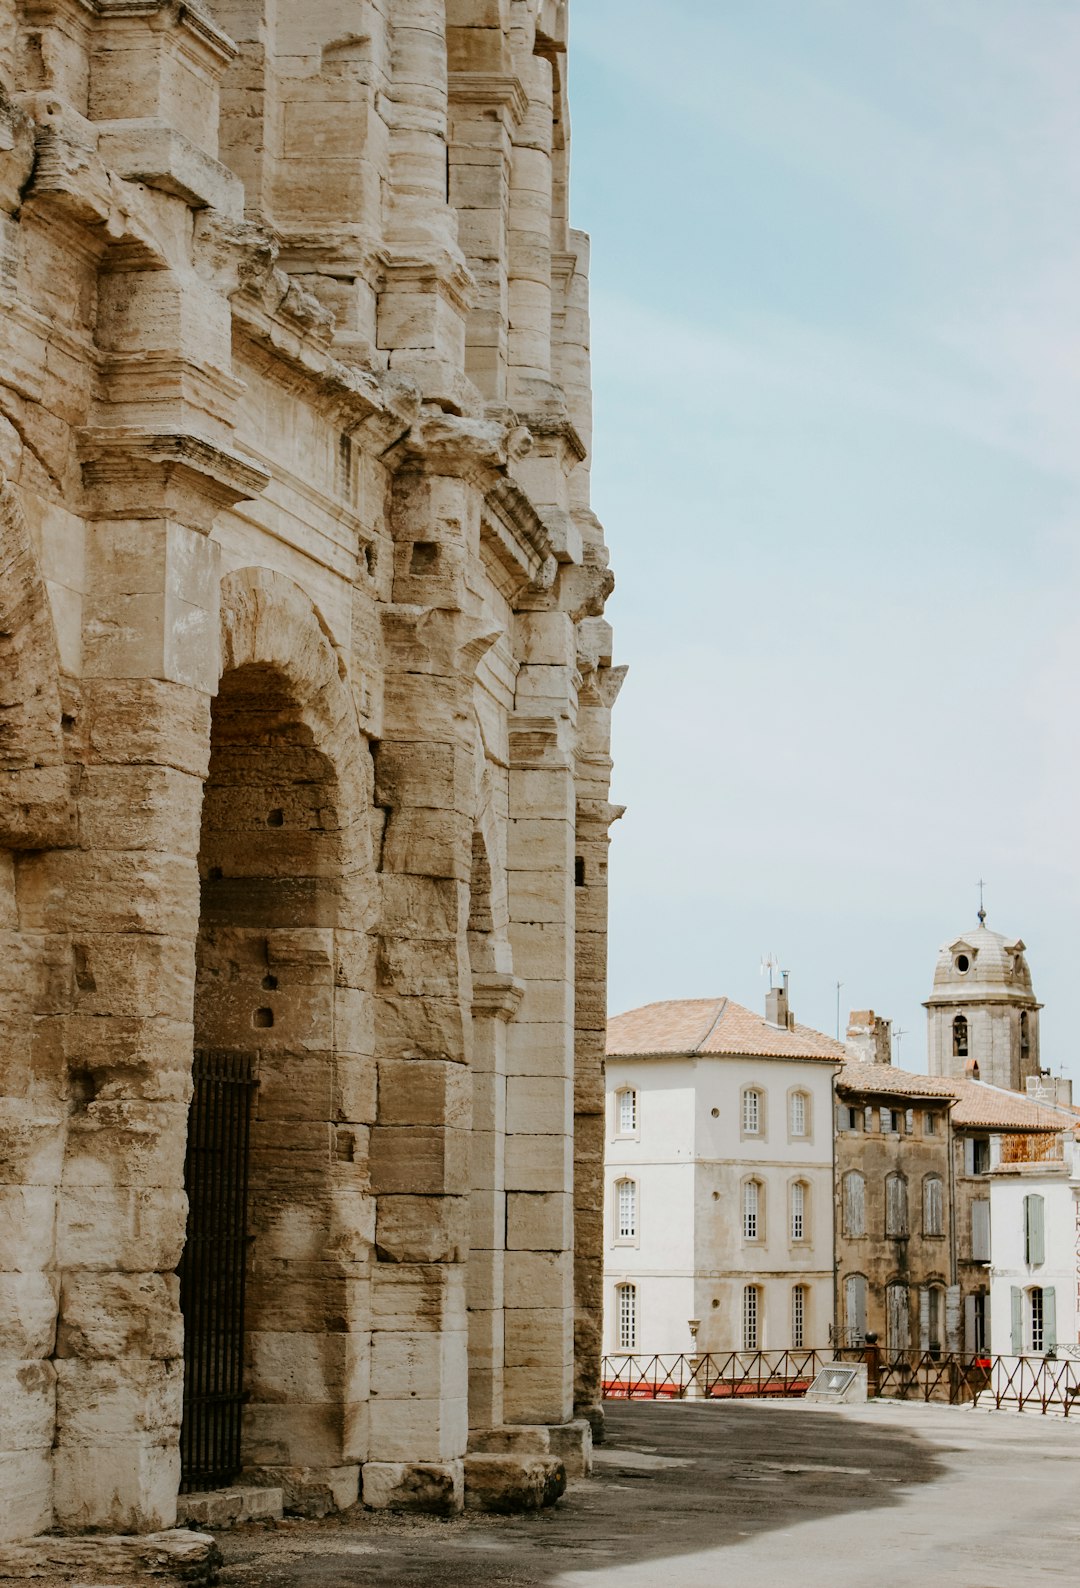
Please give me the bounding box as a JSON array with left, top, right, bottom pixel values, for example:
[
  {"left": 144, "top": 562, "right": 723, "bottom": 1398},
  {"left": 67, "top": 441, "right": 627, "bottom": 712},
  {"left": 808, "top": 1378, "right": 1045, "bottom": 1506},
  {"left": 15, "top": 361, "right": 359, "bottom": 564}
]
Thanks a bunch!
[{"left": 0, "top": 0, "right": 620, "bottom": 1537}]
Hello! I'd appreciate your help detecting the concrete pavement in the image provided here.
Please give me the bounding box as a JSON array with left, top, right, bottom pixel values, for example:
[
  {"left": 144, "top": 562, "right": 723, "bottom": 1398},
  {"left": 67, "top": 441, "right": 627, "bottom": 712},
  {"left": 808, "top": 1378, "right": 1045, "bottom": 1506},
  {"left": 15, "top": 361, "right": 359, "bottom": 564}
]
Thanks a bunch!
[{"left": 217, "top": 1399, "right": 1080, "bottom": 1587}]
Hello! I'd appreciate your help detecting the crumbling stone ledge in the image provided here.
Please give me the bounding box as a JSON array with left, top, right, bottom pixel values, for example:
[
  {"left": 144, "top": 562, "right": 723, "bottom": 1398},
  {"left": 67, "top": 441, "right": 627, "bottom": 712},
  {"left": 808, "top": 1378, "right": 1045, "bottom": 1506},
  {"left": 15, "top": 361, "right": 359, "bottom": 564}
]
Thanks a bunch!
[{"left": 0, "top": 1530, "right": 220, "bottom": 1583}]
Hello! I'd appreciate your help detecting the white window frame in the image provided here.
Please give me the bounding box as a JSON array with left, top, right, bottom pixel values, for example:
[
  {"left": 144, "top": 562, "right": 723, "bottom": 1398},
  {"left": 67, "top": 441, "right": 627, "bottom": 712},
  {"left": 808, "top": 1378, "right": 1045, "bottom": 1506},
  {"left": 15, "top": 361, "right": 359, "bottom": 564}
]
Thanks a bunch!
[
  {"left": 790, "top": 1179, "right": 807, "bottom": 1243},
  {"left": 615, "top": 1087, "right": 638, "bottom": 1138},
  {"left": 615, "top": 1282, "right": 637, "bottom": 1350},
  {"left": 741, "top": 1086, "right": 764, "bottom": 1139},
  {"left": 742, "top": 1178, "right": 763, "bottom": 1243},
  {"left": 792, "top": 1284, "right": 807, "bottom": 1349},
  {"left": 614, "top": 1177, "right": 638, "bottom": 1244},
  {"left": 742, "top": 1283, "right": 761, "bottom": 1351},
  {"left": 1030, "top": 1285, "right": 1044, "bottom": 1355},
  {"left": 789, "top": 1089, "right": 809, "bottom": 1140}
]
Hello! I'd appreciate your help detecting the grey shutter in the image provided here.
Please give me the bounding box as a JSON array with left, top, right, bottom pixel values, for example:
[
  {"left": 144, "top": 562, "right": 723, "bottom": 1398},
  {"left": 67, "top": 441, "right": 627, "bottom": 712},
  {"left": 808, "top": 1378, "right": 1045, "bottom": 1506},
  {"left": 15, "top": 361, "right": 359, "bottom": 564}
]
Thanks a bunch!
[
  {"left": 1044, "top": 1287, "right": 1057, "bottom": 1352},
  {"left": 918, "top": 1286, "right": 930, "bottom": 1350},
  {"left": 964, "top": 1137, "right": 975, "bottom": 1175},
  {"left": 845, "top": 1172, "right": 865, "bottom": 1237},
  {"left": 836, "top": 1102, "right": 847, "bottom": 1132},
  {"left": 1011, "top": 1286, "right": 1023, "bottom": 1354},
  {"left": 864, "top": 1104, "right": 874, "bottom": 1132},
  {"left": 964, "top": 1293, "right": 976, "bottom": 1352},
  {"left": 1025, "top": 1194, "right": 1046, "bottom": 1266},
  {"left": 905, "top": 1108, "right": 914, "bottom": 1134},
  {"left": 971, "top": 1198, "right": 990, "bottom": 1262}
]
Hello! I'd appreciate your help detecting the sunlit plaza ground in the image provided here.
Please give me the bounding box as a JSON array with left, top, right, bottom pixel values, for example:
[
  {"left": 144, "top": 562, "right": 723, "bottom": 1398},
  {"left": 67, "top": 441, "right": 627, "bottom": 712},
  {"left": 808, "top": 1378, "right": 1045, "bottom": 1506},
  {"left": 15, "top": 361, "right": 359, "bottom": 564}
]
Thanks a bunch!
[{"left": 209, "top": 1398, "right": 1080, "bottom": 1588}]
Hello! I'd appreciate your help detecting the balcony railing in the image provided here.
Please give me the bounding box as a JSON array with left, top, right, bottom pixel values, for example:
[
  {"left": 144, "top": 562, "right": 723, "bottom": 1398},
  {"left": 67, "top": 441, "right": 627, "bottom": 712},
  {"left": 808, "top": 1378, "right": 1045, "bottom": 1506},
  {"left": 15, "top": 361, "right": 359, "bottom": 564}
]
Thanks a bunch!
[{"left": 602, "top": 1348, "right": 1080, "bottom": 1414}]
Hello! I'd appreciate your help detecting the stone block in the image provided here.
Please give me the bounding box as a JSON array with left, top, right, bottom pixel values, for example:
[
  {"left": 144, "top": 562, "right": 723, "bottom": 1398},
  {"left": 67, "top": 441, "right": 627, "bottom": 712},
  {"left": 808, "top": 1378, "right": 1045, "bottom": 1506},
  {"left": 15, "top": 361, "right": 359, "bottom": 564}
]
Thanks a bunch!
[
  {"left": 504, "top": 1250, "right": 571, "bottom": 1309},
  {"left": 376, "top": 1057, "right": 471, "bottom": 1128},
  {"left": 176, "top": 1484, "right": 284, "bottom": 1528},
  {"left": 361, "top": 1460, "right": 462, "bottom": 1515},
  {"left": 375, "top": 1193, "right": 468, "bottom": 1264},
  {"left": 506, "top": 1191, "right": 572, "bottom": 1252},
  {"left": 367, "top": 1393, "right": 467, "bottom": 1464},
  {"left": 0, "top": 1271, "right": 57, "bottom": 1361},
  {"left": 0, "top": 1359, "right": 55, "bottom": 1451},
  {"left": 52, "top": 1438, "right": 181, "bottom": 1534},
  {"left": 54, "top": 1357, "right": 182, "bottom": 1445},
  {"left": 57, "top": 1186, "right": 188, "bottom": 1272},
  {"left": 241, "top": 1400, "right": 349, "bottom": 1469},
  {"left": 0, "top": 1448, "right": 53, "bottom": 1544},
  {"left": 463, "top": 1453, "right": 565, "bottom": 1513},
  {"left": 505, "top": 1075, "right": 570, "bottom": 1136},
  {"left": 371, "top": 1264, "right": 468, "bottom": 1336},
  {"left": 56, "top": 1272, "right": 181, "bottom": 1362},
  {"left": 0, "top": 1186, "right": 56, "bottom": 1272},
  {"left": 369, "top": 1125, "right": 470, "bottom": 1196},
  {"left": 504, "top": 1129, "right": 572, "bottom": 1193}
]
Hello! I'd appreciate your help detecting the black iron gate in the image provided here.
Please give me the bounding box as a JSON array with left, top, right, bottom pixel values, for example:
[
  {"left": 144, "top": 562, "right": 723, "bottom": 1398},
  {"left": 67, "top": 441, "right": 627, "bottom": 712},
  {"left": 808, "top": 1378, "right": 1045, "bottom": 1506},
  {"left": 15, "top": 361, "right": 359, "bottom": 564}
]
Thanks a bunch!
[{"left": 178, "top": 1049, "right": 257, "bottom": 1492}]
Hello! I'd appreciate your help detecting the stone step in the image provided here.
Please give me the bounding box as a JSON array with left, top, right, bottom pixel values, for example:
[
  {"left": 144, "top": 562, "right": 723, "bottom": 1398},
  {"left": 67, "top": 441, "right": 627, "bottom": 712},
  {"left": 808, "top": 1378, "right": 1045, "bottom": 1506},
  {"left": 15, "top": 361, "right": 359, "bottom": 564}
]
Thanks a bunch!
[{"left": 176, "top": 1487, "right": 283, "bottom": 1529}]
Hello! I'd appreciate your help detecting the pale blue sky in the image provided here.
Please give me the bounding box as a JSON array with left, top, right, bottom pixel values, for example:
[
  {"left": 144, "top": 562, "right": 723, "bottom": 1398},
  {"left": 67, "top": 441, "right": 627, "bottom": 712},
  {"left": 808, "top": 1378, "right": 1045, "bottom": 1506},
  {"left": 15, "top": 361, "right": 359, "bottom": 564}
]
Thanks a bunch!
[{"left": 569, "top": 1, "right": 1080, "bottom": 1074}]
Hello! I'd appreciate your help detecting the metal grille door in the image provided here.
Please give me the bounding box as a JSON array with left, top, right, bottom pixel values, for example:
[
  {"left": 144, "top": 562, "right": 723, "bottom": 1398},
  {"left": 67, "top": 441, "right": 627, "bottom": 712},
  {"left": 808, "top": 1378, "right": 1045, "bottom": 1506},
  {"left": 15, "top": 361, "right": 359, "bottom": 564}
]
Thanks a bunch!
[{"left": 179, "top": 1049, "right": 256, "bottom": 1492}]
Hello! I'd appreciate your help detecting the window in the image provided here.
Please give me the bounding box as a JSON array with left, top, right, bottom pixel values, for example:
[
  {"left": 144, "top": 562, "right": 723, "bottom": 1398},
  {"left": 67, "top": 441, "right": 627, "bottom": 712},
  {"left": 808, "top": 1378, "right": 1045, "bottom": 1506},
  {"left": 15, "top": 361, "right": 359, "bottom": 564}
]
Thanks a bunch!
[
  {"left": 742, "top": 1088, "right": 762, "bottom": 1136},
  {"left": 967, "top": 1290, "right": 987, "bottom": 1353},
  {"left": 925, "top": 1110, "right": 938, "bottom": 1135},
  {"left": 1020, "top": 1010, "right": 1030, "bottom": 1060},
  {"left": 790, "top": 1180, "right": 806, "bottom": 1242},
  {"left": 1024, "top": 1193, "right": 1045, "bottom": 1266},
  {"left": 792, "top": 1285, "right": 807, "bottom": 1349},
  {"left": 922, "top": 1285, "right": 945, "bottom": 1356},
  {"left": 887, "top": 1282, "right": 910, "bottom": 1353},
  {"left": 615, "top": 1178, "right": 637, "bottom": 1241},
  {"left": 616, "top": 1089, "right": 637, "bottom": 1135},
  {"left": 843, "top": 1171, "right": 866, "bottom": 1237},
  {"left": 953, "top": 1015, "right": 969, "bottom": 1058},
  {"left": 742, "top": 1284, "right": 760, "bottom": 1350},
  {"left": 880, "top": 1106, "right": 894, "bottom": 1134},
  {"left": 844, "top": 1273, "right": 867, "bottom": 1344},
  {"left": 1010, "top": 1285, "right": 1057, "bottom": 1355},
  {"left": 955, "top": 953, "right": 970, "bottom": 974},
  {"left": 971, "top": 1198, "right": 990, "bottom": 1262},
  {"left": 1030, "top": 1286, "right": 1044, "bottom": 1354},
  {"left": 904, "top": 1108, "right": 914, "bottom": 1135},
  {"left": 790, "top": 1091, "right": 808, "bottom": 1137},
  {"left": 972, "top": 1137, "right": 990, "bottom": 1175},
  {"left": 923, "top": 1176, "right": 944, "bottom": 1237},
  {"left": 616, "top": 1283, "right": 637, "bottom": 1349},
  {"left": 742, "top": 1179, "right": 761, "bottom": 1241},
  {"left": 885, "top": 1172, "right": 909, "bottom": 1238}
]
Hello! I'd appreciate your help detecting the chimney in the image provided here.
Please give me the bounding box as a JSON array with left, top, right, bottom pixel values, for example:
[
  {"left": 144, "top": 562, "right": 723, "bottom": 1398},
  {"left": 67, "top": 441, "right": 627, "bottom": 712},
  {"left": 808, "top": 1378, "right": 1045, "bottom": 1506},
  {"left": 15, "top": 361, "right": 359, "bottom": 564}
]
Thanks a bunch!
[
  {"left": 766, "top": 971, "right": 793, "bottom": 1030},
  {"left": 846, "top": 1010, "right": 892, "bottom": 1066}
]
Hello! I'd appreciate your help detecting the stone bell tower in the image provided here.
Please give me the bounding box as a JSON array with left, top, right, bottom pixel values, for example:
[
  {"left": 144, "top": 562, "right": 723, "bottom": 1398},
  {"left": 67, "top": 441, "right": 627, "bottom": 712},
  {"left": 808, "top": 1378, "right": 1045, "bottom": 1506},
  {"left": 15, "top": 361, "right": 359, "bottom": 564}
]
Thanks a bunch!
[{"left": 924, "top": 910, "right": 1041, "bottom": 1091}]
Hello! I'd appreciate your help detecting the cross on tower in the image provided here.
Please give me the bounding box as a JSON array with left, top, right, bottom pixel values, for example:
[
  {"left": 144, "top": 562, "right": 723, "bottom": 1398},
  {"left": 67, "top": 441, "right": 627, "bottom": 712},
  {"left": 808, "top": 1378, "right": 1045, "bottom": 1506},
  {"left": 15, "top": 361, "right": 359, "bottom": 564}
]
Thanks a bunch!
[{"left": 977, "top": 878, "right": 987, "bottom": 926}]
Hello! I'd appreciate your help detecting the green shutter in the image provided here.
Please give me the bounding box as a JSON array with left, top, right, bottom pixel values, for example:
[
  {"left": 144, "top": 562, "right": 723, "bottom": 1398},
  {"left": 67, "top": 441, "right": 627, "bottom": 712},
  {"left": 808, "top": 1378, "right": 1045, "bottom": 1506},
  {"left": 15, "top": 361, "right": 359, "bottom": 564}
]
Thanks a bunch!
[
  {"left": 1011, "top": 1286, "right": 1023, "bottom": 1354},
  {"left": 1044, "top": 1287, "right": 1057, "bottom": 1353},
  {"left": 1025, "top": 1194, "right": 1046, "bottom": 1266}
]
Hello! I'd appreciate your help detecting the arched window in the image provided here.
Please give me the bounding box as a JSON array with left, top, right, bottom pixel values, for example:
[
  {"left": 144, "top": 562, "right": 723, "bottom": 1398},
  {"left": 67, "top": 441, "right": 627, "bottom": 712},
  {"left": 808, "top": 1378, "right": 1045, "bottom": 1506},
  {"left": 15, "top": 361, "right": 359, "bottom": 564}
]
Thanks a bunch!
[
  {"left": 923, "top": 1284, "right": 945, "bottom": 1356},
  {"left": 789, "top": 1090, "right": 809, "bottom": 1138},
  {"left": 616, "top": 1088, "right": 637, "bottom": 1135},
  {"left": 742, "top": 1087, "right": 763, "bottom": 1136},
  {"left": 615, "top": 1178, "right": 637, "bottom": 1241},
  {"left": 885, "top": 1172, "right": 909, "bottom": 1238},
  {"left": 742, "top": 1179, "right": 762, "bottom": 1241},
  {"left": 887, "top": 1282, "right": 910, "bottom": 1353},
  {"left": 790, "top": 1180, "right": 807, "bottom": 1242},
  {"left": 791, "top": 1284, "right": 808, "bottom": 1349},
  {"left": 742, "top": 1284, "right": 761, "bottom": 1350},
  {"left": 843, "top": 1171, "right": 866, "bottom": 1237},
  {"left": 1020, "top": 1011, "right": 1030, "bottom": 1059},
  {"left": 615, "top": 1282, "right": 637, "bottom": 1349},
  {"left": 844, "top": 1273, "right": 867, "bottom": 1344},
  {"left": 952, "top": 1015, "right": 969, "bottom": 1058},
  {"left": 923, "top": 1175, "right": 944, "bottom": 1237}
]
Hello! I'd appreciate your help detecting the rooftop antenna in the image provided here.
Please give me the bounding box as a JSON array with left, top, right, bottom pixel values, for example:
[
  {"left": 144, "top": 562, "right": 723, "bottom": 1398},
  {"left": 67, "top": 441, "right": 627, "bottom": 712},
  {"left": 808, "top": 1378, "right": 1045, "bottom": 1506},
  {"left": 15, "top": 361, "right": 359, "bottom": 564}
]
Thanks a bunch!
[
  {"left": 835, "top": 981, "right": 843, "bottom": 1040},
  {"left": 977, "top": 878, "right": 986, "bottom": 926},
  {"left": 893, "top": 1025, "right": 908, "bottom": 1062},
  {"left": 760, "top": 952, "right": 779, "bottom": 991}
]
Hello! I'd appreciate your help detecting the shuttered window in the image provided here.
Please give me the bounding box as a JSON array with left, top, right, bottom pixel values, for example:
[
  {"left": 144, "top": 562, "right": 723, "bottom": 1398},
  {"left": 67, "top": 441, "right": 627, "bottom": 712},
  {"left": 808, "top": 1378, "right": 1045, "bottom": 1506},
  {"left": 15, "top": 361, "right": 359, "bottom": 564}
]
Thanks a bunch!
[
  {"left": 616, "top": 1179, "right": 637, "bottom": 1240},
  {"left": 1024, "top": 1194, "right": 1045, "bottom": 1266},
  {"left": 923, "top": 1176, "right": 944, "bottom": 1237},
  {"left": 843, "top": 1171, "right": 866, "bottom": 1237},
  {"left": 887, "top": 1283, "right": 910, "bottom": 1352},
  {"left": 971, "top": 1198, "right": 990, "bottom": 1262},
  {"left": 885, "top": 1173, "right": 909, "bottom": 1237},
  {"left": 845, "top": 1274, "right": 867, "bottom": 1343},
  {"left": 743, "top": 1180, "right": 760, "bottom": 1241},
  {"left": 616, "top": 1283, "right": 637, "bottom": 1349},
  {"left": 880, "top": 1107, "right": 894, "bottom": 1134}
]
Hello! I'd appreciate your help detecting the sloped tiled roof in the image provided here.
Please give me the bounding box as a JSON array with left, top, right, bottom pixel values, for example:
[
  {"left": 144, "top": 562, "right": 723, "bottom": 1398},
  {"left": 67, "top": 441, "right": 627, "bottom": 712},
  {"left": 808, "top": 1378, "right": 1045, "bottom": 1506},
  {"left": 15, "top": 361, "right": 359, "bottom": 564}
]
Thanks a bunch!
[
  {"left": 607, "top": 998, "right": 847, "bottom": 1063},
  {"left": 837, "top": 1060, "right": 1078, "bottom": 1132}
]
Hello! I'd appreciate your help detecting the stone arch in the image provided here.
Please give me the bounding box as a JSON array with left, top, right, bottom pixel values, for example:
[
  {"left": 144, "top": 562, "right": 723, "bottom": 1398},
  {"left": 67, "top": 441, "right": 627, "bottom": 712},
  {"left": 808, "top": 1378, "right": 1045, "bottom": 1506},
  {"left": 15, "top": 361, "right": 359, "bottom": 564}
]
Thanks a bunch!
[
  {"left": 181, "top": 566, "right": 376, "bottom": 1510},
  {"left": 0, "top": 470, "right": 72, "bottom": 846}
]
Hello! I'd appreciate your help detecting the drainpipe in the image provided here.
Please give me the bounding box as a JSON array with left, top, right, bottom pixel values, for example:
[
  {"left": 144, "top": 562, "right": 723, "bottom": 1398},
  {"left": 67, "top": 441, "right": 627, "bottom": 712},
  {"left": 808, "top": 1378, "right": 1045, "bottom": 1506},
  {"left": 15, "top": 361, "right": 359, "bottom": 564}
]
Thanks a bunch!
[{"left": 831, "top": 1063, "right": 842, "bottom": 1346}]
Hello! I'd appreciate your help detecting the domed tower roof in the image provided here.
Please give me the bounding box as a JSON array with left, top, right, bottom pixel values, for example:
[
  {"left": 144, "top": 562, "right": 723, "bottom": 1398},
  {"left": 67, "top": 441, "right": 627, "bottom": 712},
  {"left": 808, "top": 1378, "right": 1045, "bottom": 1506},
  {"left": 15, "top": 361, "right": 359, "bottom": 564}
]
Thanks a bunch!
[{"left": 925, "top": 921, "right": 1039, "bottom": 1009}]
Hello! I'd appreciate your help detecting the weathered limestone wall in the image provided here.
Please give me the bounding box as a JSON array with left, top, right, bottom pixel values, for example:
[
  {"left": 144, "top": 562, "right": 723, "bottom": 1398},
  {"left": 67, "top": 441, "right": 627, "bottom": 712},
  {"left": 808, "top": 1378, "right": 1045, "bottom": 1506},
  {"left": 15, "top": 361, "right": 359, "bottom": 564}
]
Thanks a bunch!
[{"left": 0, "top": 0, "right": 616, "bottom": 1539}]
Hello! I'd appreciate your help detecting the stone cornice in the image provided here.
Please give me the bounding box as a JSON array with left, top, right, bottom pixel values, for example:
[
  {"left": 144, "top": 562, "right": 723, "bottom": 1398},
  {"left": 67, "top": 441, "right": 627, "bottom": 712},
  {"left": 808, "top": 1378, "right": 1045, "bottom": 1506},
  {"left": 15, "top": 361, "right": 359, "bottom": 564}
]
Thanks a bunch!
[
  {"left": 449, "top": 72, "right": 529, "bottom": 125},
  {"left": 94, "top": 1, "right": 238, "bottom": 68},
  {"left": 77, "top": 427, "right": 269, "bottom": 525},
  {"left": 472, "top": 971, "right": 525, "bottom": 1021},
  {"left": 516, "top": 404, "right": 587, "bottom": 465}
]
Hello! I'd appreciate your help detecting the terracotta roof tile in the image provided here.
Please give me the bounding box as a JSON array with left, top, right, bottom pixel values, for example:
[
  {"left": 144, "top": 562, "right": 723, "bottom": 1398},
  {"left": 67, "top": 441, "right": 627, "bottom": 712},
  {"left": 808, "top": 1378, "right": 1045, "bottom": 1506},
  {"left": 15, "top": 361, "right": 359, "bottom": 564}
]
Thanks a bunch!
[
  {"left": 837, "top": 1061, "right": 1078, "bottom": 1131},
  {"left": 607, "top": 998, "right": 846, "bottom": 1063}
]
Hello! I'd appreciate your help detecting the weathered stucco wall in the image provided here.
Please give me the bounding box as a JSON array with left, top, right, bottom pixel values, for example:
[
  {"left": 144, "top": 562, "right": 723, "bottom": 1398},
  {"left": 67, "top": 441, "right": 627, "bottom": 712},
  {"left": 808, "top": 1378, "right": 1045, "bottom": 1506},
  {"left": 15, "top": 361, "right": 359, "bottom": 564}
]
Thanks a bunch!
[{"left": 0, "top": 0, "right": 619, "bottom": 1539}]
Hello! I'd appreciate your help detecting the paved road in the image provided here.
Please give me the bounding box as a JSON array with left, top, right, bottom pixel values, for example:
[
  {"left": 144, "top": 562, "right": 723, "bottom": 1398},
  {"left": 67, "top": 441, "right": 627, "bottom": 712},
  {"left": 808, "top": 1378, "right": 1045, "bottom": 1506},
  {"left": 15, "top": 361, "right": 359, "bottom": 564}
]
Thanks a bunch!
[{"left": 217, "top": 1399, "right": 1080, "bottom": 1587}]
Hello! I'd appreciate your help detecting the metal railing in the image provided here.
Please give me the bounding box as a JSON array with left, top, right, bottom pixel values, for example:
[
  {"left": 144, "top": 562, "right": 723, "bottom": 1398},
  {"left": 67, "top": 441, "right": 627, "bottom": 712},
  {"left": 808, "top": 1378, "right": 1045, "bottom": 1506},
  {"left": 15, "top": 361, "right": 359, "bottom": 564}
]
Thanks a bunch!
[{"left": 602, "top": 1348, "right": 1080, "bottom": 1415}]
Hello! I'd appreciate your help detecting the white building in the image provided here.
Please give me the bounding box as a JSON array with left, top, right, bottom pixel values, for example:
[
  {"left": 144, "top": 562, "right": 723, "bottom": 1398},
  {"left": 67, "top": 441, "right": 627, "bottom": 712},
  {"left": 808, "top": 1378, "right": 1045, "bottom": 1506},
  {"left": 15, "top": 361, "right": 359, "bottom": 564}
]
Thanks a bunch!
[
  {"left": 604, "top": 980, "right": 845, "bottom": 1359},
  {"left": 989, "top": 1130, "right": 1080, "bottom": 1357}
]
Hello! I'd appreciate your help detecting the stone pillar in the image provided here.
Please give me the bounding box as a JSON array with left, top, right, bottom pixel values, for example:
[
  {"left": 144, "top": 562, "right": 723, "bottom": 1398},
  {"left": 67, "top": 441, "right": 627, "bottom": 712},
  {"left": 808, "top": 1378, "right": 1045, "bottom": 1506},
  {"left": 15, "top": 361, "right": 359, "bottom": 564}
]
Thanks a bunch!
[
  {"left": 47, "top": 434, "right": 264, "bottom": 1533},
  {"left": 506, "top": 52, "right": 553, "bottom": 407},
  {"left": 503, "top": 611, "right": 576, "bottom": 1429},
  {"left": 468, "top": 971, "right": 522, "bottom": 1434}
]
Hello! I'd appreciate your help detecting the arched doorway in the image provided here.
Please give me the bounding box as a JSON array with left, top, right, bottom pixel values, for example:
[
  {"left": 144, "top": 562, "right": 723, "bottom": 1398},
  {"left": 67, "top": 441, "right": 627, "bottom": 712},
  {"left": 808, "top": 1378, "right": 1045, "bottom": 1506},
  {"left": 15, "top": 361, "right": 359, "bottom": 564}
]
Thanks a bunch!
[{"left": 179, "top": 569, "right": 375, "bottom": 1504}]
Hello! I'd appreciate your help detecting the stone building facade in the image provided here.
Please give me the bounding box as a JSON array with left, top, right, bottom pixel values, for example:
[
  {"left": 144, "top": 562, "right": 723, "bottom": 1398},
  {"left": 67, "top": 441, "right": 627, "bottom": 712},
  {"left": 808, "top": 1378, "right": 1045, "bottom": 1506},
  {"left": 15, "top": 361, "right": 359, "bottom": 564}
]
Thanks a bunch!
[
  {"left": 0, "top": 0, "right": 620, "bottom": 1541},
  {"left": 925, "top": 917, "right": 1041, "bottom": 1090}
]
